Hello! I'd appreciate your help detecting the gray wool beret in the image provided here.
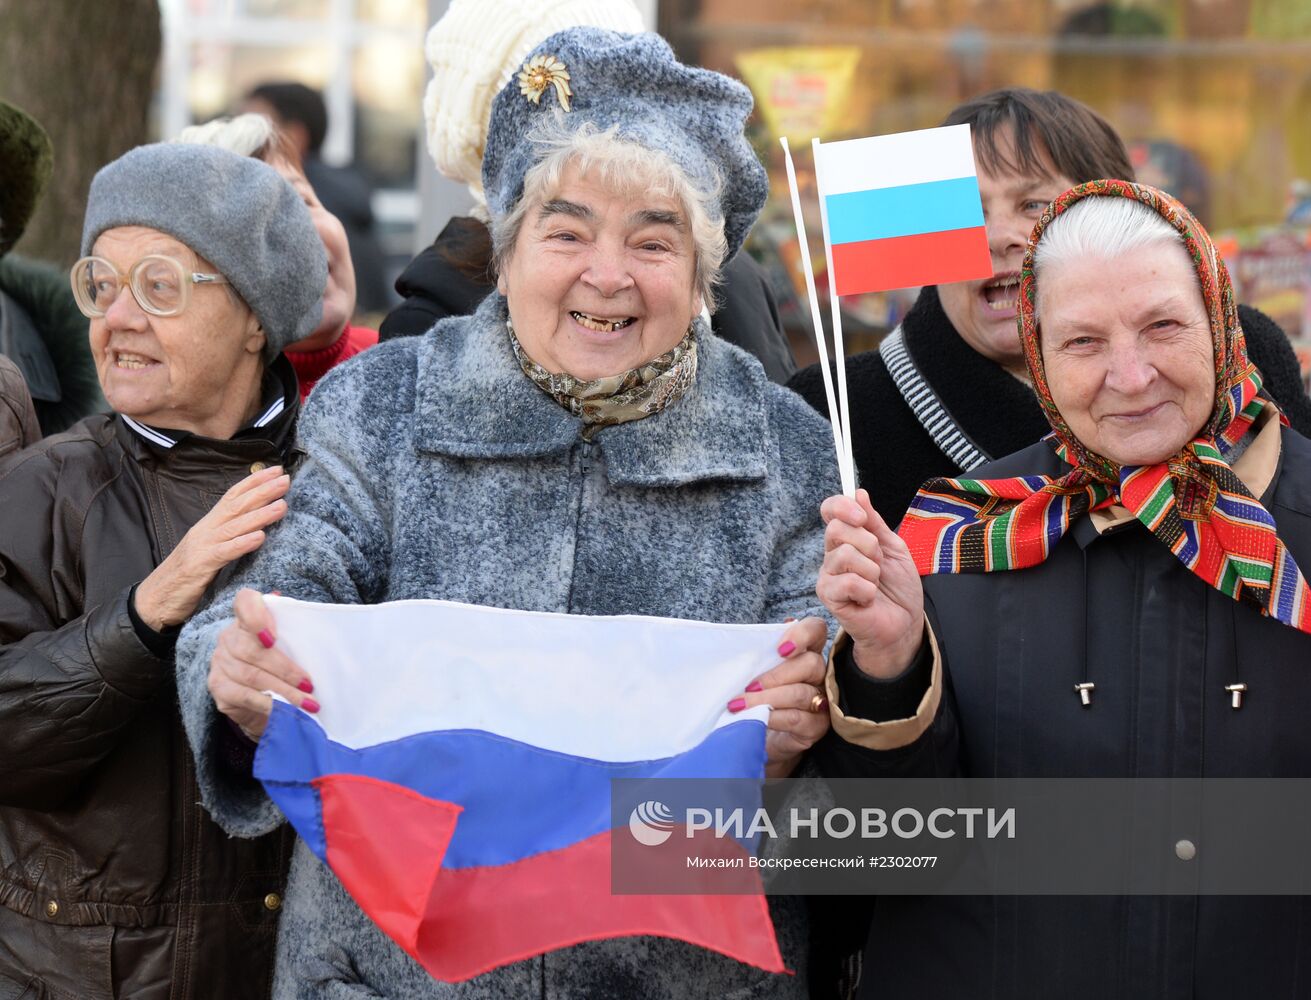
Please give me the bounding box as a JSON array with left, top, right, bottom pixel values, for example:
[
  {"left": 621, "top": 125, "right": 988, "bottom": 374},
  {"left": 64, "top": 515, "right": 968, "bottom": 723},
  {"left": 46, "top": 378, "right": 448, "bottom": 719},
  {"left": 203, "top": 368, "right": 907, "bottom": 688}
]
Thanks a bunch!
[
  {"left": 81, "top": 143, "right": 327, "bottom": 359},
  {"left": 482, "top": 27, "right": 768, "bottom": 261}
]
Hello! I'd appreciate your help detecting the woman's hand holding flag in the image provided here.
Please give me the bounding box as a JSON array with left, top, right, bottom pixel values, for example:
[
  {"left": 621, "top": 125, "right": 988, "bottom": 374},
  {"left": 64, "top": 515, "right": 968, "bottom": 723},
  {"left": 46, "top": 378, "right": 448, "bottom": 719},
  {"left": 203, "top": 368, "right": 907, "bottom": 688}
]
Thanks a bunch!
[
  {"left": 208, "top": 587, "right": 318, "bottom": 740},
  {"left": 818, "top": 488, "right": 925, "bottom": 679},
  {"left": 731, "top": 616, "right": 831, "bottom": 779}
]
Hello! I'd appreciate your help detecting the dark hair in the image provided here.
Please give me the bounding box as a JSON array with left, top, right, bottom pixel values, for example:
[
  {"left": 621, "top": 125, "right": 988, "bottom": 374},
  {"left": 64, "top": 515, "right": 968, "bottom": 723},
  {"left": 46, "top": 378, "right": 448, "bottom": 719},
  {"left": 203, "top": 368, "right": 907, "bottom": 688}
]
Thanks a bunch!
[
  {"left": 435, "top": 216, "right": 496, "bottom": 285},
  {"left": 245, "top": 82, "right": 328, "bottom": 154},
  {"left": 942, "top": 88, "right": 1135, "bottom": 186}
]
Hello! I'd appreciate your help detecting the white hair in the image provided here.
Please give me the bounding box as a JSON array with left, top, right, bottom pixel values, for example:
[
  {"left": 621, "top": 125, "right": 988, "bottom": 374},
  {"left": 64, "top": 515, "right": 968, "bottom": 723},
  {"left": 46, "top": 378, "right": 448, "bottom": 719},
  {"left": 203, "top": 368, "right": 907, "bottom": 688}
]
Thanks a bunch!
[
  {"left": 1034, "top": 196, "right": 1186, "bottom": 279},
  {"left": 491, "top": 119, "right": 727, "bottom": 311},
  {"left": 175, "top": 113, "right": 285, "bottom": 163},
  {"left": 1032, "top": 196, "right": 1195, "bottom": 319}
]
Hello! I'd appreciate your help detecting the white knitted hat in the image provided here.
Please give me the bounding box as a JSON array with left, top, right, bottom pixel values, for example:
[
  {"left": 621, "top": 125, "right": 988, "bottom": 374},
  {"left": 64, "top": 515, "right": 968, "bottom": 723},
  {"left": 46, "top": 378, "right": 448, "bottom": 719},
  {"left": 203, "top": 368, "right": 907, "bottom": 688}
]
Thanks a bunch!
[{"left": 423, "top": 0, "right": 644, "bottom": 216}]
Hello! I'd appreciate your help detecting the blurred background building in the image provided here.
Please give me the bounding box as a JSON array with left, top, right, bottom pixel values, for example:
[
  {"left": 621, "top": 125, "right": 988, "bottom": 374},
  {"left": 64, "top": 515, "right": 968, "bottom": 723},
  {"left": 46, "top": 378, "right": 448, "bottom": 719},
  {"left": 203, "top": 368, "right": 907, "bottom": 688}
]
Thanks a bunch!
[
  {"left": 154, "top": 0, "right": 656, "bottom": 321},
  {"left": 16, "top": 0, "right": 1311, "bottom": 375},
  {"left": 659, "top": 0, "right": 1311, "bottom": 373}
]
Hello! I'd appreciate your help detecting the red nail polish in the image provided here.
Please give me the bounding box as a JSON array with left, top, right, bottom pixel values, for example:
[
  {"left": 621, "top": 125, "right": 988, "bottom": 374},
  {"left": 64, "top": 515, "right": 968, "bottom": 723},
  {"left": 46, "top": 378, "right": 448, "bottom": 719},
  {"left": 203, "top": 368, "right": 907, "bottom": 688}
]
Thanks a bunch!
[
  {"left": 301, "top": 697, "right": 320, "bottom": 714},
  {"left": 778, "top": 640, "right": 797, "bottom": 657},
  {"left": 257, "top": 629, "right": 275, "bottom": 649},
  {"left": 269, "top": 590, "right": 282, "bottom": 597},
  {"left": 727, "top": 697, "right": 747, "bottom": 713},
  {"left": 746, "top": 680, "right": 763, "bottom": 693},
  {"left": 298, "top": 679, "right": 314, "bottom": 694}
]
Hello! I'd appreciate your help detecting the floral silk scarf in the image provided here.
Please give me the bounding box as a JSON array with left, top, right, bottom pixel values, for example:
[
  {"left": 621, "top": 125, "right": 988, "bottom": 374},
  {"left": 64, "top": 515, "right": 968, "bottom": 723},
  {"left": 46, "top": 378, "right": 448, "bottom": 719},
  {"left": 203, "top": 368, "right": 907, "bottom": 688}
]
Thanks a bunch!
[
  {"left": 898, "top": 179, "right": 1311, "bottom": 634},
  {"left": 508, "top": 321, "right": 697, "bottom": 440}
]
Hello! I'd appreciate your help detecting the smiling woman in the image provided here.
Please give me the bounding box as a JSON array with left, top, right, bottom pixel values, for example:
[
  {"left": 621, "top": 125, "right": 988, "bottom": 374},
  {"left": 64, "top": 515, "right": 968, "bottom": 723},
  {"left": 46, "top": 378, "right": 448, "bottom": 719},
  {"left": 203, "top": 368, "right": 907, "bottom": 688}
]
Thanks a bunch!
[
  {"left": 495, "top": 156, "right": 700, "bottom": 383},
  {"left": 174, "top": 25, "right": 841, "bottom": 1000},
  {"left": 815, "top": 180, "right": 1311, "bottom": 998},
  {"left": 0, "top": 142, "right": 326, "bottom": 998},
  {"left": 80, "top": 227, "right": 266, "bottom": 439},
  {"left": 1034, "top": 197, "right": 1217, "bottom": 466},
  {"left": 477, "top": 120, "right": 737, "bottom": 435}
]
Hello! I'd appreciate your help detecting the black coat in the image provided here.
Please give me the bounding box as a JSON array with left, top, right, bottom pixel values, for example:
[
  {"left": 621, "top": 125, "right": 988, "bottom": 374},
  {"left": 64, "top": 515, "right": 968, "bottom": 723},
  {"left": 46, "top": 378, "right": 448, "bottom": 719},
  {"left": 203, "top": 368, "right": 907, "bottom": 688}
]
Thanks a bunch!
[
  {"left": 788, "top": 286, "right": 1311, "bottom": 525},
  {"left": 819, "top": 426, "right": 1311, "bottom": 999},
  {"left": 380, "top": 217, "right": 798, "bottom": 384}
]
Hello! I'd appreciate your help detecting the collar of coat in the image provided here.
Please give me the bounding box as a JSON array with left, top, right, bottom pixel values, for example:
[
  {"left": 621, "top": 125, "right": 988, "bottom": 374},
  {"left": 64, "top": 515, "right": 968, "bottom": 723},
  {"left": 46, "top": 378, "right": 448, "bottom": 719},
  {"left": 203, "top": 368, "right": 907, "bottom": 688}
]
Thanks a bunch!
[
  {"left": 900, "top": 286, "right": 1051, "bottom": 461},
  {"left": 114, "top": 354, "right": 301, "bottom": 475},
  {"left": 412, "top": 294, "right": 770, "bottom": 486}
]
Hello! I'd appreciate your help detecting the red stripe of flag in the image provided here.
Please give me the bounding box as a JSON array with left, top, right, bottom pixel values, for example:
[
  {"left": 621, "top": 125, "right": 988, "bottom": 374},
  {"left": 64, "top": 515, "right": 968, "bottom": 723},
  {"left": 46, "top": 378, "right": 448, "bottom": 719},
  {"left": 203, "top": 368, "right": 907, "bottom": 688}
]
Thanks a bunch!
[
  {"left": 316, "top": 773, "right": 788, "bottom": 984},
  {"left": 831, "top": 226, "right": 992, "bottom": 296},
  {"left": 419, "top": 832, "right": 785, "bottom": 982}
]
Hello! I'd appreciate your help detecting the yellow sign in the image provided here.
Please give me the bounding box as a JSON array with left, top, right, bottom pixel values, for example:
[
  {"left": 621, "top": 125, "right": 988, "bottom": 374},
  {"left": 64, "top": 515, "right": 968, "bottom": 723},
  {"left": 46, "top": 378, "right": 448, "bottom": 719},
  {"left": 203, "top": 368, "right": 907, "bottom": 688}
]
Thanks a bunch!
[{"left": 735, "top": 47, "right": 861, "bottom": 145}]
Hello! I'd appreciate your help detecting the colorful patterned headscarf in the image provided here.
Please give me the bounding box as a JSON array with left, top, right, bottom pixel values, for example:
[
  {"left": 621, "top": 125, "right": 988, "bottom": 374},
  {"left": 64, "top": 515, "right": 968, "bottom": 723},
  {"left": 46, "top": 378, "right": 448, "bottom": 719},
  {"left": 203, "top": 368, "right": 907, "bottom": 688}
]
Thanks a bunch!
[{"left": 898, "top": 179, "right": 1311, "bottom": 634}]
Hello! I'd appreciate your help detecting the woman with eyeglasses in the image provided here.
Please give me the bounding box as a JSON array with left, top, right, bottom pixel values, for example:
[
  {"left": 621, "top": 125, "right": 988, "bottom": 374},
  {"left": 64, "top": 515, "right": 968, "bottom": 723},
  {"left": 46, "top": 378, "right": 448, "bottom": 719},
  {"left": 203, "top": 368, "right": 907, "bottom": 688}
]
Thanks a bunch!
[{"left": 0, "top": 143, "right": 326, "bottom": 999}]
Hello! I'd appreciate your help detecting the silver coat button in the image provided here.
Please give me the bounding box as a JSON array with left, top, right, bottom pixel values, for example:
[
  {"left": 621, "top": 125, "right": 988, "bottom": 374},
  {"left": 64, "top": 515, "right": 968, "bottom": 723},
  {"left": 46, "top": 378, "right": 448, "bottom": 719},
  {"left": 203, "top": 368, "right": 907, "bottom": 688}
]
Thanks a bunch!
[{"left": 1175, "top": 839, "right": 1197, "bottom": 861}]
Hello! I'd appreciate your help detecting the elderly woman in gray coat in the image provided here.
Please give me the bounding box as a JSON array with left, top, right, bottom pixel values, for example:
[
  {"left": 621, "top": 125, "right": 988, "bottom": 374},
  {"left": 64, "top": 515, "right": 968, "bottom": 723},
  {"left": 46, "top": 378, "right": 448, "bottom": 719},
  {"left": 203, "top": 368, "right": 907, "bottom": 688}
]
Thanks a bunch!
[{"left": 176, "top": 28, "right": 838, "bottom": 999}]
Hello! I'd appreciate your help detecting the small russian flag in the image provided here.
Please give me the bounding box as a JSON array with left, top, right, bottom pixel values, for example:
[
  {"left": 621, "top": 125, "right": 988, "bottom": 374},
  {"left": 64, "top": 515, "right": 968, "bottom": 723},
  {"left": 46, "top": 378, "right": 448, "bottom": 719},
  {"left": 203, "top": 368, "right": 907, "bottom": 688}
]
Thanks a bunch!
[{"left": 814, "top": 123, "right": 993, "bottom": 295}]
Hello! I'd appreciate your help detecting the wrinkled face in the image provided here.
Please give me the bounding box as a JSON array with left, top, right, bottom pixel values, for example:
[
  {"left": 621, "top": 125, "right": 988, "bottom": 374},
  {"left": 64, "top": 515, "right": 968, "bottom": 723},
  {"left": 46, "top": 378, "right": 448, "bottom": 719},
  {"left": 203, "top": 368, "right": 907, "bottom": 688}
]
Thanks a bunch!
[
  {"left": 496, "top": 161, "right": 701, "bottom": 380},
  {"left": 273, "top": 158, "right": 354, "bottom": 349},
  {"left": 89, "top": 226, "right": 265, "bottom": 438},
  {"left": 937, "top": 127, "right": 1075, "bottom": 373},
  {"left": 1039, "top": 240, "right": 1216, "bottom": 467}
]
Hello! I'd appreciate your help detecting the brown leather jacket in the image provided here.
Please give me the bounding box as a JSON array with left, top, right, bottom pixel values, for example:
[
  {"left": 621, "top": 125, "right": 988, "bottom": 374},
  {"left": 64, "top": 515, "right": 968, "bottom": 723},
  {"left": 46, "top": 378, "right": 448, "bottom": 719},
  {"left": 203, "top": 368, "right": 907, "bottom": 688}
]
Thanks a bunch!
[
  {"left": 0, "top": 365, "right": 299, "bottom": 1000},
  {"left": 0, "top": 353, "right": 39, "bottom": 461}
]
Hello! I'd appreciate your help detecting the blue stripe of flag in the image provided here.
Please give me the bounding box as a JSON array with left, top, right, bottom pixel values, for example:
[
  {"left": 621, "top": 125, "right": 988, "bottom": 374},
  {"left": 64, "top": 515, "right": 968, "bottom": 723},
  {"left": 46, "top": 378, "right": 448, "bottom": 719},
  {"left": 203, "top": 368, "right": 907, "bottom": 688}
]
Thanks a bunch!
[
  {"left": 256, "top": 701, "right": 766, "bottom": 869},
  {"left": 823, "top": 176, "right": 984, "bottom": 246}
]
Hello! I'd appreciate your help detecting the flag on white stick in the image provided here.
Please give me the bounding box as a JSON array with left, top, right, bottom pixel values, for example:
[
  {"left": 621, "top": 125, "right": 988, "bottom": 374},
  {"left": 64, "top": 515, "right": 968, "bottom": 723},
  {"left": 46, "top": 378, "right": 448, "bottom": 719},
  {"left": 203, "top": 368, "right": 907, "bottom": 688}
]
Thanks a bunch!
[
  {"left": 813, "top": 137, "right": 854, "bottom": 497},
  {"left": 813, "top": 124, "right": 993, "bottom": 296},
  {"left": 779, "top": 136, "right": 855, "bottom": 498},
  {"left": 780, "top": 125, "right": 995, "bottom": 498}
]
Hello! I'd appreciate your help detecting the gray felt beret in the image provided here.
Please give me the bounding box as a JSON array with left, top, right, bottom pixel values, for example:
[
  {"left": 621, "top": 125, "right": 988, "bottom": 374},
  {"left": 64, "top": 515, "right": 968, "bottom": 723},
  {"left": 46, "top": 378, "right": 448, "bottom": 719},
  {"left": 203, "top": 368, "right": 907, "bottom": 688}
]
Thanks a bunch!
[
  {"left": 482, "top": 27, "right": 768, "bottom": 261},
  {"left": 81, "top": 143, "right": 327, "bottom": 359}
]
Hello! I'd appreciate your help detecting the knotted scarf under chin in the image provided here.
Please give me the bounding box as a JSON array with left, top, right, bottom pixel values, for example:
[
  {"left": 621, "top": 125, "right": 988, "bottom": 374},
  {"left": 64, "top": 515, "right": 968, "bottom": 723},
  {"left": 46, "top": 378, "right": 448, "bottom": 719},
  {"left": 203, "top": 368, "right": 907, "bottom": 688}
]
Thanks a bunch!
[{"left": 507, "top": 320, "right": 697, "bottom": 440}]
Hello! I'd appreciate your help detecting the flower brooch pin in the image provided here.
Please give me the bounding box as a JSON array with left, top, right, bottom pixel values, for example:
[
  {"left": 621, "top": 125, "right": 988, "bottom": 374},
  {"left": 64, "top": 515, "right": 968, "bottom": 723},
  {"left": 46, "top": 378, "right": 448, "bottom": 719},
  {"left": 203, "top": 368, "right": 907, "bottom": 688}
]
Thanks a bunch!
[{"left": 518, "top": 54, "right": 572, "bottom": 112}]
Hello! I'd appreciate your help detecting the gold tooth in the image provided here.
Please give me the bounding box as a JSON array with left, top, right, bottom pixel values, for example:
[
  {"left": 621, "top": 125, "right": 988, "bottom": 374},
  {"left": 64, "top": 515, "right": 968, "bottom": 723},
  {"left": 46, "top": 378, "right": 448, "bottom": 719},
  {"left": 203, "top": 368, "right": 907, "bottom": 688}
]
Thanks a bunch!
[{"left": 573, "top": 311, "right": 630, "bottom": 332}]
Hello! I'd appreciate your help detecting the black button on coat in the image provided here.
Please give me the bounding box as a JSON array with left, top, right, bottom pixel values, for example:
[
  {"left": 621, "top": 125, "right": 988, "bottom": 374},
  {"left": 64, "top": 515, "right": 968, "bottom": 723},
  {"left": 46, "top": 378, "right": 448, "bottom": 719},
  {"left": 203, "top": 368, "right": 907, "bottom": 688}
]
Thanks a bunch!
[{"left": 819, "top": 427, "right": 1311, "bottom": 1000}]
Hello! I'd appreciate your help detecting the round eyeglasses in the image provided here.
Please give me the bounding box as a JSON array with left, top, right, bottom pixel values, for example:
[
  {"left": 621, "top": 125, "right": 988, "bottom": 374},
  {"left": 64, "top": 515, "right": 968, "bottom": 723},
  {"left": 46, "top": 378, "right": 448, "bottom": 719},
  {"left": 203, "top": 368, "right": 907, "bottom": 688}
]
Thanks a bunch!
[{"left": 70, "top": 255, "right": 230, "bottom": 319}]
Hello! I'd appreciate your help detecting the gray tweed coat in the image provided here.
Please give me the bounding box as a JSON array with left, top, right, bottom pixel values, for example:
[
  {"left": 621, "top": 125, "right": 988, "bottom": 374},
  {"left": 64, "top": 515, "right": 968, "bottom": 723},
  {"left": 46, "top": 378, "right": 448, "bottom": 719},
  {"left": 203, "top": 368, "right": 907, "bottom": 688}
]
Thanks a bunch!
[{"left": 176, "top": 294, "right": 839, "bottom": 999}]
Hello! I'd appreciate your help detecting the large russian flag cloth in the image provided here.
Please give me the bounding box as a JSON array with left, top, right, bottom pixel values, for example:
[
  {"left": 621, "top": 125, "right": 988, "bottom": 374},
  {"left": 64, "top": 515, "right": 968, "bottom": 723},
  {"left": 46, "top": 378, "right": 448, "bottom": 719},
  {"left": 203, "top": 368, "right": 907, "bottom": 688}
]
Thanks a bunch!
[
  {"left": 814, "top": 123, "right": 993, "bottom": 295},
  {"left": 253, "top": 596, "right": 789, "bottom": 982}
]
